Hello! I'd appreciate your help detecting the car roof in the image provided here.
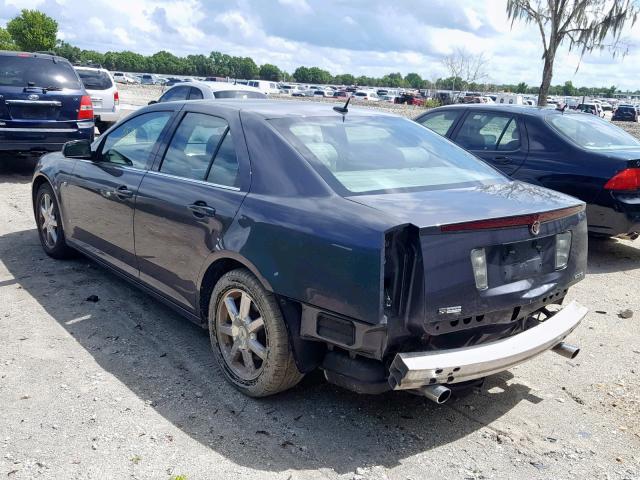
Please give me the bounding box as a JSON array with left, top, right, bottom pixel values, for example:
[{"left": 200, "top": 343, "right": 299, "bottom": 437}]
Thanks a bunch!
[
  {"left": 0, "top": 49, "right": 70, "bottom": 63},
  {"left": 180, "top": 99, "right": 398, "bottom": 119},
  {"left": 178, "top": 81, "right": 263, "bottom": 93},
  {"left": 428, "top": 103, "right": 579, "bottom": 118}
]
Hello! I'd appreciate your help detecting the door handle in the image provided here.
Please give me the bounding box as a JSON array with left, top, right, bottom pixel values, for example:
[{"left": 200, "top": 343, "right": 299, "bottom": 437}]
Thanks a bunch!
[
  {"left": 493, "top": 156, "right": 512, "bottom": 164},
  {"left": 114, "top": 185, "right": 134, "bottom": 199},
  {"left": 188, "top": 202, "right": 216, "bottom": 218}
]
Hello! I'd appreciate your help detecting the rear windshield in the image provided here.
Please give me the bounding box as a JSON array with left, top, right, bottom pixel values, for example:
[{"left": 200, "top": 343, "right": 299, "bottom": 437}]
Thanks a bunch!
[
  {"left": 76, "top": 69, "right": 113, "bottom": 90},
  {"left": 212, "top": 90, "right": 266, "bottom": 99},
  {"left": 0, "top": 55, "right": 82, "bottom": 89},
  {"left": 269, "top": 115, "right": 506, "bottom": 195},
  {"left": 547, "top": 113, "right": 640, "bottom": 150}
]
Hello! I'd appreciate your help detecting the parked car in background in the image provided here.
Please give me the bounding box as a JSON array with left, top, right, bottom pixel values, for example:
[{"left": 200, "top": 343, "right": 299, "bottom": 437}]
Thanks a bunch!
[
  {"left": 333, "top": 90, "right": 350, "bottom": 98},
  {"left": 164, "top": 77, "right": 183, "bottom": 87},
  {"left": 352, "top": 90, "right": 380, "bottom": 101},
  {"left": 395, "top": 93, "right": 424, "bottom": 106},
  {"left": 577, "top": 103, "right": 604, "bottom": 117},
  {"left": 613, "top": 104, "right": 639, "bottom": 122},
  {"left": 246, "top": 80, "right": 280, "bottom": 95},
  {"left": 292, "top": 88, "right": 314, "bottom": 97},
  {"left": 33, "top": 100, "right": 587, "bottom": 401},
  {"left": 141, "top": 74, "right": 157, "bottom": 85},
  {"left": 0, "top": 50, "right": 94, "bottom": 158},
  {"left": 112, "top": 72, "right": 137, "bottom": 84},
  {"left": 415, "top": 104, "right": 640, "bottom": 238},
  {"left": 74, "top": 65, "right": 120, "bottom": 133},
  {"left": 150, "top": 81, "right": 266, "bottom": 104}
]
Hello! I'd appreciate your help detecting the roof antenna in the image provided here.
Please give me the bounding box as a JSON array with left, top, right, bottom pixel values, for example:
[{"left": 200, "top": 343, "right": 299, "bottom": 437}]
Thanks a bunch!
[{"left": 333, "top": 95, "right": 351, "bottom": 118}]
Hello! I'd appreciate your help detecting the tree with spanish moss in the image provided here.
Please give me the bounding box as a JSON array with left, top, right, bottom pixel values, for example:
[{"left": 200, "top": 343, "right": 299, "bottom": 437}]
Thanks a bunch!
[{"left": 507, "top": 0, "right": 639, "bottom": 106}]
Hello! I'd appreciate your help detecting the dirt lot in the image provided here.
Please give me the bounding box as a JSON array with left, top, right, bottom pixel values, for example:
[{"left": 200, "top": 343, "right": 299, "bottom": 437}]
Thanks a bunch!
[{"left": 0, "top": 102, "right": 639, "bottom": 480}]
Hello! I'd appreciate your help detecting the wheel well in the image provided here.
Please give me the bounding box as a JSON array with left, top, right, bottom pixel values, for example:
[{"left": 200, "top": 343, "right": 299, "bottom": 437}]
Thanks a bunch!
[
  {"left": 31, "top": 176, "right": 51, "bottom": 215},
  {"left": 199, "top": 258, "right": 248, "bottom": 326},
  {"left": 32, "top": 176, "right": 49, "bottom": 202}
]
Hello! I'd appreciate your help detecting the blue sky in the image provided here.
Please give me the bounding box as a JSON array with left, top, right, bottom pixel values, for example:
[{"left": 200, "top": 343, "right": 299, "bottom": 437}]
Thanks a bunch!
[{"left": 2, "top": 0, "right": 639, "bottom": 89}]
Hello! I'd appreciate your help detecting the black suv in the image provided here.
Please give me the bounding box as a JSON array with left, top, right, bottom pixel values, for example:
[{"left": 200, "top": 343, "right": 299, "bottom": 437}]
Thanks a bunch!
[
  {"left": 613, "top": 104, "right": 639, "bottom": 122},
  {"left": 0, "top": 50, "right": 94, "bottom": 157}
]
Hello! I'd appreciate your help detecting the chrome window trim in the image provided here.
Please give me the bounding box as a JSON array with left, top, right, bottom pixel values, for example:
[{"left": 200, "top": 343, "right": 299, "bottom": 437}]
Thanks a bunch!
[
  {"left": 0, "top": 127, "right": 78, "bottom": 132},
  {"left": 145, "top": 169, "right": 241, "bottom": 192},
  {"left": 5, "top": 100, "right": 62, "bottom": 107}
]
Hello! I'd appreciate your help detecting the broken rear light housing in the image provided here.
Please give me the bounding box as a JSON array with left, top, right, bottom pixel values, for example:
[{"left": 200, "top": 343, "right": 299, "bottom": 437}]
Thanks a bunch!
[{"left": 604, "top": 168, "right": 640, "bottom": 191}]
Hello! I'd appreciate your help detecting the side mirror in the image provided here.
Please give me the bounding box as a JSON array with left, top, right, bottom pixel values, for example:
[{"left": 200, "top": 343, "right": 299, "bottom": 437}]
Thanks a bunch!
[
  {"left": 148, "top": 100, "right": 158, "bottom": 105},
  {"left": 62, "top": 139, "right": 92, "bottom": 159}
]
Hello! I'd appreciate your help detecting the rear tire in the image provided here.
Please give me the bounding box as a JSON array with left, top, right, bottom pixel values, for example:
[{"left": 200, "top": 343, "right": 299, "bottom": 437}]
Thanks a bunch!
[
  {"left": 208, "top": 269, "right": 303, "bottom": 397},
  {"left": 35, "top": 183, "right": 75, "bottom": 259}
]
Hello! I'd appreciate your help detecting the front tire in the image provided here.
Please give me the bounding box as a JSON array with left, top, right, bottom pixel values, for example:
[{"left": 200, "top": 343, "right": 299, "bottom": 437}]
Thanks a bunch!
[
  {"left": 35, "top": 183, "right": 74, "bottom": 259},
  {"left": 209, "top": 269, "right": 303, "bottom": 397}
]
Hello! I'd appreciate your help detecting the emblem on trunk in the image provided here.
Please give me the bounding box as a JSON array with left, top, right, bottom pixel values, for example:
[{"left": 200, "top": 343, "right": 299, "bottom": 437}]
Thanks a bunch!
[
  {"left": 28, "top": 94, "right": 40, "bottom": 100},
  {"left": 439, "top": 306, "right": 462, "bottom": 315},
  {"left": 530, "top": 220, "right": 541, "bottom": 235}
]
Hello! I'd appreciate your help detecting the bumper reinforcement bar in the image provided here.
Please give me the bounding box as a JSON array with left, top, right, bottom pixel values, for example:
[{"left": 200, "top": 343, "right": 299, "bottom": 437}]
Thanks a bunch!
[{"left": 389, "top": 301, "right": 588, "bottom": 390}]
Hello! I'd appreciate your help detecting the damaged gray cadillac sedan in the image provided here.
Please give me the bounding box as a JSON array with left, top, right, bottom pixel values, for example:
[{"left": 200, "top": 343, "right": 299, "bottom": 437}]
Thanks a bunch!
[{"left": 32, "top": 100, "right": 588, "bottom": 402}]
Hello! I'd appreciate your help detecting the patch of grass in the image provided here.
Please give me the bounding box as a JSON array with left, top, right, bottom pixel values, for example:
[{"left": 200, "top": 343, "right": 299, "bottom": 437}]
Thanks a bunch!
[
  {"left": 169, "top": 476, "right": 187, "bottom": 480},
  {"left": 130, "top": 455, "right": 142, "bottom": 464}
]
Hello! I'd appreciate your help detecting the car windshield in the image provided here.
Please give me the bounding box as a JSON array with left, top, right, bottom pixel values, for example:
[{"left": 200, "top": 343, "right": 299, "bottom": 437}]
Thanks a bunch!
[
  {"left": 547, "top": 113, "right": 640, "bottom": 150},
  {"left": 269, "top": 115, "right": 506, "bottom": 194},
  {"left": 0, "top": 56, "right": 82, "bottom": 89},
  {"left": 213, "top": 90, "right": 266, "bottom": 99},
  {"left": 76, "top": 69, "right": 112, "bottom": 90}
]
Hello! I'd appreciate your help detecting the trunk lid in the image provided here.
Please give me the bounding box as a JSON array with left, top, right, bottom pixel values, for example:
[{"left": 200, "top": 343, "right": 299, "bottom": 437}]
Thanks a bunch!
[
  {"left": 348, "top": 181, "right": 581, "bottom": 229},
  {"left": 350, "top": 181, "right": 588, "bottom": 338}
]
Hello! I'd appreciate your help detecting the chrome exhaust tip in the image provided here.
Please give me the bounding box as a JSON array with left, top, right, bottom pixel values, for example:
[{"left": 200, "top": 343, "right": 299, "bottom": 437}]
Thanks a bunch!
[
  {"left": 419, "top": 384, "right": 452, "bottom": 404},
  {"left": 552, "top": 342, "right": 580, "bottom": 359}
]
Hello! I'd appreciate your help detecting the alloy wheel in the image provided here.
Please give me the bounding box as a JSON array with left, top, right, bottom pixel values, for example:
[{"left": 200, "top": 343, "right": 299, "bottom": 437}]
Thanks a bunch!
[
  {"left": 39, "top": 193, "right": 59, "bottom": 249},
  {"left": 216, "top": 288, "right": 268, "bottom": 380}
]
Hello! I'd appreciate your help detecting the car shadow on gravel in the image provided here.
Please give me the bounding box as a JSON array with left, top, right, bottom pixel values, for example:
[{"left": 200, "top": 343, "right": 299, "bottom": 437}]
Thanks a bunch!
[
  {"left": 587, "top": 236, "right": 640, "bottom": 274},
  {"left": 1, "top": 228, "right": 542, "bottom": 474}
]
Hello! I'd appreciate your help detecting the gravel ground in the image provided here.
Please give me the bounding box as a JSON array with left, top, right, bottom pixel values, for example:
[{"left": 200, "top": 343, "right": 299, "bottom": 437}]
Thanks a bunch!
[{"left": 0, "top": 90, "right": 639, "bottom": 480}]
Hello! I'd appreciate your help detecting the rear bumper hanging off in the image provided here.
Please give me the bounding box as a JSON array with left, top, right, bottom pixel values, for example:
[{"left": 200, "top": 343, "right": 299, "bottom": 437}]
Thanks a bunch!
[{"left": 389, "top": 301, "right": 588, "bottom": 390}]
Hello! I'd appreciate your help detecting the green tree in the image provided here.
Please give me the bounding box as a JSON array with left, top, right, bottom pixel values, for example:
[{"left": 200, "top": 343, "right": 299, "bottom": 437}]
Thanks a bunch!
[
  {"left": 0, "top": 27, "right": 17, "bottom": 50},
  {"left": 381, "top": 72, "right": 405, "bottom": 88},
  {"left": 404, "top": 72, "right": 424, "bottom": 89},
  {"left": 6, "top": 9, "right": 58, "bottom": 52},
  {"left": 293, "top": 66, "right": 311, "bottom": 83},
  {"left": 235, "top": 57, "right": 258, "bottom": 79},
  {"left": 562, "top": 80, "right": 577, "bottom": 96},
  {"left": 515, "top": 82, "right": 528, "bottom": 93},
  {"left": 333, "top": 73, "right": 355, "bottom": 85},
  {"left": 507, "top": 0, "right": 639, "bottom": 106},
  {"left": 259, "top": 63, "right": 282, "bottom": 81}
]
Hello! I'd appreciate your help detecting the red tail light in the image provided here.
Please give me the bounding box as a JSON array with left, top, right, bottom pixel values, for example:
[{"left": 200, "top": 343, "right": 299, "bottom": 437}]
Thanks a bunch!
[
  {"left": 77, "top": 95, "right": 94, "bottom": 120},
  {"left": 114, "top": 90, "right": 119, "bottom": 106},
  {"left": 440, "top": 205, "right": 584, "bottom": 232},
  {"left": 604, "top": 168, "right": 640, "bottom": 191}
]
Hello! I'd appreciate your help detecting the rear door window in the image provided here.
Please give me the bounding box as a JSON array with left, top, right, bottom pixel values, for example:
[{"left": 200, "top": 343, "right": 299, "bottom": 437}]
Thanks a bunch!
[
  {"left": 159, "top": 86, "right": 190, "bottom": 102},
  {"left": 160, "top": 112, "right": 229, "bottom": 181},
  {"left": 100, "top": 111, "right": 172, "bottom": 169},
  {"left": 455, "top": 112, "right": 520, "bottom": 151},
  {"left": 206, "top": 131, "right": 239, "bottom": 188},
  {"left": 0, "top": 55, "right": 81, "bottom": 89},
  {"left": 189, "top": 87, "right": 204, "bottom": 100},
  {"left": 418, "top": 110, "right": 461, "bottom": 136}
]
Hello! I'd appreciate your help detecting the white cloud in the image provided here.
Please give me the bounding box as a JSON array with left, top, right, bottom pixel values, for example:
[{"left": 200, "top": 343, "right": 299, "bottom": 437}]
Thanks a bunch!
[{"left": 0, "top": 0, "right": 638, "bottom": 90}]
